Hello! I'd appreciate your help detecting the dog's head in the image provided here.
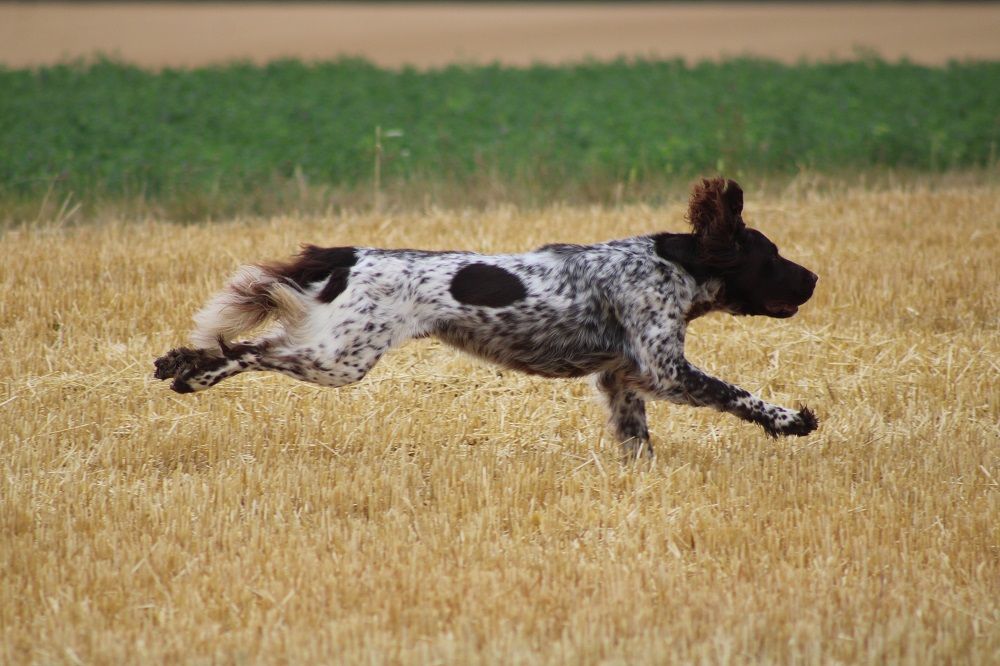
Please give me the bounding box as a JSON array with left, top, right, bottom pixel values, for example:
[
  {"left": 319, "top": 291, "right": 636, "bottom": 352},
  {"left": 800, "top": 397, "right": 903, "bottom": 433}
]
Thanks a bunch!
[{"left": 687, "top": 177, "right": 817, "bottom": 318}]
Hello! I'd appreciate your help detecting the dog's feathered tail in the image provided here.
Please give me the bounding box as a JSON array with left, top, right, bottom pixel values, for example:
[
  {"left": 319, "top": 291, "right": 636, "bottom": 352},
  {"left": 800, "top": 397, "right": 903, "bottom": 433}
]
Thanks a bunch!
[{"left": 190, "top": 265, "right": 307, "bottom": 349}]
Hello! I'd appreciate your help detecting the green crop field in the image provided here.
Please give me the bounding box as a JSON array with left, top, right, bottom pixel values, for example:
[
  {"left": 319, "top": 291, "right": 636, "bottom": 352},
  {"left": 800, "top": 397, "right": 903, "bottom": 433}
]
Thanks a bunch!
[{"left": 2, "top": 57, "right": 999, "bottom": 220}]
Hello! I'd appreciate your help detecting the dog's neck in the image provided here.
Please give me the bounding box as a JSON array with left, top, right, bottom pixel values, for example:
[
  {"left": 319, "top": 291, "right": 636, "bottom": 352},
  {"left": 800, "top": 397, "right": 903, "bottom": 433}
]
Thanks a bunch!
[
  {"left": 651, "top": 232, "right": 713, "bottom": 283},
  {"left": 651, "top": 232, "right": 727, "bottom": 321},
  {"left": 687, "top": 278, "right": 724, "bottom": 321}
]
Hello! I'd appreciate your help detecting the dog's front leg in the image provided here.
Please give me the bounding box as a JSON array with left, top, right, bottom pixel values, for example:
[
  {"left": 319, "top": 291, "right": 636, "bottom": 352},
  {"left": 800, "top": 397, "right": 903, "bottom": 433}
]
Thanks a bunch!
[
  {"left": 595, "top": 369, "right": 653, "bottom": 460},
  {"left": 626, "top": 319, "right": 817, "bottom": 438},
  {"left": 642, "top": 358, "right": 817, "bottom": 437}
]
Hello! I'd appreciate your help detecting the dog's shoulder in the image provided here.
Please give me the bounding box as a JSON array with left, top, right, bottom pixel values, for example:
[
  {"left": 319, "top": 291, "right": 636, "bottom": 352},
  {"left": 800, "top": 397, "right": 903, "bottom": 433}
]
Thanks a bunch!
[
  {"left": 586, "top": 235, "right": 721, "bottom": 321},
  {"left": 527, "top": 236, "right": 700, "bottom": 312}
]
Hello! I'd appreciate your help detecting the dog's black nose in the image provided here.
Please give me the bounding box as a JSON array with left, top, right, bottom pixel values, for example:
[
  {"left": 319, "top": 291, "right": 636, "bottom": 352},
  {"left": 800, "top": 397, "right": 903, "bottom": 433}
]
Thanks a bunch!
[{"left": 795, "top": 269, "right": 819, "bottom": 303}]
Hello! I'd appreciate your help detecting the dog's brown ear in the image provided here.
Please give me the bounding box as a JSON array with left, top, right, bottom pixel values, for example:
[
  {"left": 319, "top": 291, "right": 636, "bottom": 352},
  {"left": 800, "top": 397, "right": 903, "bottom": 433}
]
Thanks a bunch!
[
  {"left": 687, "top": 177, "right": 745, "bottom": 238},
  {"left": 721, "top": 178, "right": 743, "bottom": 219},
  {"left": 687, "top": 177, "right": 746, "bottom": 268}
]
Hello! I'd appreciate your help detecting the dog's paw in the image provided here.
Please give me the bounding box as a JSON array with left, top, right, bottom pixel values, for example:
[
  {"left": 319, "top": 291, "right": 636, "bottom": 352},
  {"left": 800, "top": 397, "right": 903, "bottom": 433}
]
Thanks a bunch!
[
  {"left": 758, "top": 405, "right": 818, "bottom": 438},
  {"left": 154, "top": 347, "right": 225, "bottom": 393},
  {"left": 793, "top": 406, "right": 819, "bottom": 435},
  {"left": 779, "top": 406, "right": 818, "bottom": 437},
  {"left": 153, "top": 347, "right": 199, "bottom": 381},
  {"left": 620, "top": 438, "right": 654, "bottom": 463}
]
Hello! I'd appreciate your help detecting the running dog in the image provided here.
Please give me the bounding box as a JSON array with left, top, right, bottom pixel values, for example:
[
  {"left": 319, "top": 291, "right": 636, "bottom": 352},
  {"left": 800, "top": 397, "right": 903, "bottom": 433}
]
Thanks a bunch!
[{"left": 155, "top": 177, "right": 819, "bottom": 458}]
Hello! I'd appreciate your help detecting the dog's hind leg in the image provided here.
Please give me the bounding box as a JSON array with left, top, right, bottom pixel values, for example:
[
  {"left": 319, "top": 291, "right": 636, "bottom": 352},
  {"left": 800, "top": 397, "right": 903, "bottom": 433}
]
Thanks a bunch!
[
  {"left": 153, "top": 335, "right": 303, "bottom": 394},
  {"left": 155, "top": 326, "right": 396, "bottom": 394},
  {"left": 595, "top": 368, "right": 653, "bottom": 461},
  {"left": 156, "top": 265, "right": 424, "bottom": 393}
]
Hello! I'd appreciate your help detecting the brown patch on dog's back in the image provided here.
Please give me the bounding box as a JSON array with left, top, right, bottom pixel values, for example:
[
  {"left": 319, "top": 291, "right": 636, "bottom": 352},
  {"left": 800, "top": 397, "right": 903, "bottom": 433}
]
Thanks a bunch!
[
  {"left": 449, "top": 263, "right": 527, "bottom": 307},
  {"left": 261, "top": 245, "right": 357, "bottom": 302},
  {"left": 317, "top": 267, "right": 352, "bottom": 303}
]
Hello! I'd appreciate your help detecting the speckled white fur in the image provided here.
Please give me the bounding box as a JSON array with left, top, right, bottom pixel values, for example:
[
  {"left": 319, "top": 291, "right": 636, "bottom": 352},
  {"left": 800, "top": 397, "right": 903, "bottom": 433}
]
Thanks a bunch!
[{"left": 155, "top": 233, "right": 816, "bottom": 459}]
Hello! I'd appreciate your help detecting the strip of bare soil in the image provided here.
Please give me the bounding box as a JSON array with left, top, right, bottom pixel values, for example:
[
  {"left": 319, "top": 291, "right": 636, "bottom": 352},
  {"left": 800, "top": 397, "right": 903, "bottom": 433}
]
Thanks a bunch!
[{"left": 3, "top": 2, "right": 999, "bottom": 69}]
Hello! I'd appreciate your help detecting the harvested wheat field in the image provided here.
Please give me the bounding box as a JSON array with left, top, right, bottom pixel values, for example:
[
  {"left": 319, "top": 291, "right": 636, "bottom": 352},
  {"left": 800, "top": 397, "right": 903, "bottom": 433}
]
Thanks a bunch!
[{"left": 1, "top": 183, "right": 998, "bottom": 663}]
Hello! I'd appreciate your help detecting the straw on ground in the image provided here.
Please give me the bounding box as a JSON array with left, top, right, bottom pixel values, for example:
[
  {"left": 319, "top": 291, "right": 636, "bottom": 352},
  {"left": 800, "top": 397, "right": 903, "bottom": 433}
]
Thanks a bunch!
[{"left": 1, "top": 183, "right": 998, "bottom": 663}]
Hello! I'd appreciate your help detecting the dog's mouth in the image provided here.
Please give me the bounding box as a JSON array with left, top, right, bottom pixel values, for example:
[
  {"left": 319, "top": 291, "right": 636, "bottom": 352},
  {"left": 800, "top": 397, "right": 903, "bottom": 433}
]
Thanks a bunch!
[{"left": 764, "top": 302, "right": 799, "bottom": 318}]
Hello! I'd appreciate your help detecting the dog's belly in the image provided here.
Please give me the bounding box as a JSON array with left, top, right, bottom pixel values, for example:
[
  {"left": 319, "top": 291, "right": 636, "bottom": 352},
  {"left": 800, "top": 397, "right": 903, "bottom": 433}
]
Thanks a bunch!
[{"left": 432, "top": 321, "right": 623, "bottom": 379}]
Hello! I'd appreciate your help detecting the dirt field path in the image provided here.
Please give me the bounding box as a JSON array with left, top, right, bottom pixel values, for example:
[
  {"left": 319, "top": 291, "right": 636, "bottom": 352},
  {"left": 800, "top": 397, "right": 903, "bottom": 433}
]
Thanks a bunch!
[{"left": 3, "top": 2, "right": 999, "bottom": 69}]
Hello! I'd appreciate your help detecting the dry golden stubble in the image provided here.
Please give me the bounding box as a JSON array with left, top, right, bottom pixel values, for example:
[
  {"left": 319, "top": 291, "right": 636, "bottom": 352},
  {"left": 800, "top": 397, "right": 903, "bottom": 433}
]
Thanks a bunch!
[{"left": 1, "top": 184, "right": 998, "bottom": 664}]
